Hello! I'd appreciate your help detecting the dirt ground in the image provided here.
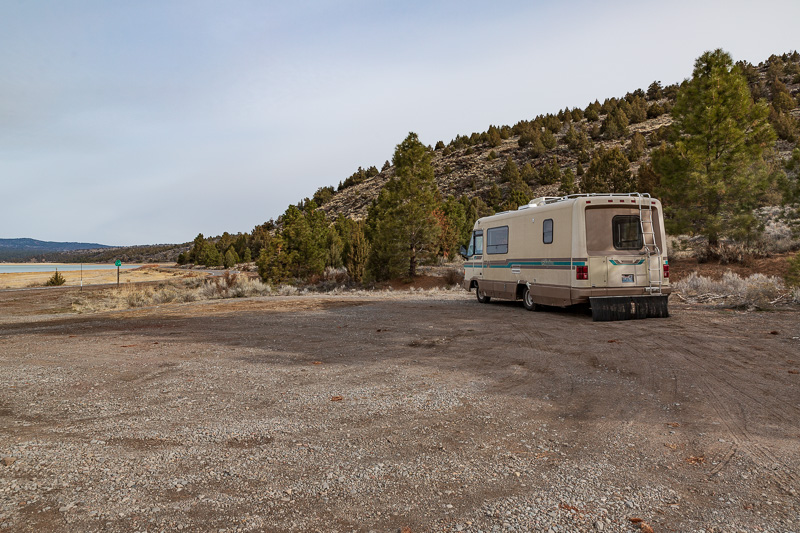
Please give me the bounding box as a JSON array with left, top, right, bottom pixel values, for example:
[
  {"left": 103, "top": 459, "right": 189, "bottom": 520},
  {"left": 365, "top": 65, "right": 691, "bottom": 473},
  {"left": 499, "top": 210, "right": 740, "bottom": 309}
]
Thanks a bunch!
[{"left": 1, "top": 285, "right": 799, "bottom": 532}]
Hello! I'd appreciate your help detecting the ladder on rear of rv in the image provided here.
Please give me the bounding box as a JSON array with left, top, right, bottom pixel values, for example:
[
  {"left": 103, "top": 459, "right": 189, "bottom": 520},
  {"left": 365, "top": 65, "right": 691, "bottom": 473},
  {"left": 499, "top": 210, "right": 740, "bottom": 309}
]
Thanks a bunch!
[{"left": 638, "top": 194, "right": 663, "bottom": 295}]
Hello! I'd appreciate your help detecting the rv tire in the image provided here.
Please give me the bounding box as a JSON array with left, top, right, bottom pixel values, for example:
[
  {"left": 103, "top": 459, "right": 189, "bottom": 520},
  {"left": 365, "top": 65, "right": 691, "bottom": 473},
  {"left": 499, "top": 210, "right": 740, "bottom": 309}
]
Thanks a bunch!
[
  {"left": 476, "top": 287, "right": 491, "bottom": 304},
  {"left": 522, "top": 287, "right": 537, "bottom": 311}
]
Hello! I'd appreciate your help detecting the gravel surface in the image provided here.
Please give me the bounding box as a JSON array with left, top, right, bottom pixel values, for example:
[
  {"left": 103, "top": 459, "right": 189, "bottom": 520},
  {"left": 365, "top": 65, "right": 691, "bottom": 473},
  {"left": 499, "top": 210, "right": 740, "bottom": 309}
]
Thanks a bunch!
[{"left": 1, "top": 289, "right": 799, "bottom": 532}]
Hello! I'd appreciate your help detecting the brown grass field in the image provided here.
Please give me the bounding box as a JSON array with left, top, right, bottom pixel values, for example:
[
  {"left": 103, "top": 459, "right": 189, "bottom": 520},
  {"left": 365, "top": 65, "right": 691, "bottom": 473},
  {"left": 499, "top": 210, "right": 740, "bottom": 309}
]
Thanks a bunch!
[{"left": 0, "top": 264, "right": 200, "bottom": 289}]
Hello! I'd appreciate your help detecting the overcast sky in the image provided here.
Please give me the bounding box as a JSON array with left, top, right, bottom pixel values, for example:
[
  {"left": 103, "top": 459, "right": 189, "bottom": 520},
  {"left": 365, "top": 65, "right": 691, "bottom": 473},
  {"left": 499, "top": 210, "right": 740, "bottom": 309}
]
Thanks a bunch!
[{"left": 2, "top": 1, "right": 798, "bottom": 246}]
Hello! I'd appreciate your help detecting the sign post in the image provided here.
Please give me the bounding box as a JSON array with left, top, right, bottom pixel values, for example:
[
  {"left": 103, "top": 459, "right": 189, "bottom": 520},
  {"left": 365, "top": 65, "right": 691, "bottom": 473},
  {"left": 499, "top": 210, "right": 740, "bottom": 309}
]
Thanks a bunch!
[{"left": 115, "top": 259, "right": 122, "bottom": 287}]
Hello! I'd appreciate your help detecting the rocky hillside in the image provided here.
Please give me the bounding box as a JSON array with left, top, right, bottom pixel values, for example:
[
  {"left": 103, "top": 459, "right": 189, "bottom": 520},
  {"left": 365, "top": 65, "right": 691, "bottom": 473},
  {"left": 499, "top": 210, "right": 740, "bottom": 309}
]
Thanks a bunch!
[{"left": 319, "top": 52, "right": 800, "bottom": 221}]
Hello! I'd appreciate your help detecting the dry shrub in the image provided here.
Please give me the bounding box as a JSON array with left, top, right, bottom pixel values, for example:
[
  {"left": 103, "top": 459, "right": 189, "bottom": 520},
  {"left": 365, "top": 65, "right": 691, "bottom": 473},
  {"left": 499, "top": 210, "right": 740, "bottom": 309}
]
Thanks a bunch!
[
  {"left": 697, "top": 241, "right": 767, "bottom": 265},
  {"left": 442, "top": 268, "right": 464, "bottom": 286},
  {"left": 71, "top": 274, "right": 271, "bottom": 313},
  {"left": 676, "top": 270, "right": 786, "bottom": 308}
]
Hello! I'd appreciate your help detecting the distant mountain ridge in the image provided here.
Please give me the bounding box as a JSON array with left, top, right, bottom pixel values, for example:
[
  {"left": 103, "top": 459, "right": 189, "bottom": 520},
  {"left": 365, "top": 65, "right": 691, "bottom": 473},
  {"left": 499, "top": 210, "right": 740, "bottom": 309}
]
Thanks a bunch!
[
  {"left": 0, "top": 238, "right": 189, "bottom": 263},
  {"left": 0, "top": 238, "right": 112, "bottom": 252}
]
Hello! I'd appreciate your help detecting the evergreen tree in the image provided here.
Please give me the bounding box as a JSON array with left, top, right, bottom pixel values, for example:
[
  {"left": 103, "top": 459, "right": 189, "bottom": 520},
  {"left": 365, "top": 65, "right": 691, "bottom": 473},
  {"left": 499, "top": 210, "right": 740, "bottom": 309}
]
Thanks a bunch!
[
  {"left": 601, "top": 107, "right": 629, "bottom": 139},
  {"left": 628, "top": 96, "right": 648, "bottom": 124},
  {"left": 487, "top": 125, "right": 502, "bottom": 147},
  {"left": 652, "top": 49, "right": 776, "bottom": 244},
  {"left": 636, "top": 160, "right": 660, "bottom": 194},
  {"left": 366, "top": 133, "right": 441, "bottom": 280},
  {"left": 541, "top": 129, "right": 557, "bottom": 150},
  {"left": 647, "top": 102, "right": 665, "bottom": 119},
  {"left": 538, "top": 157, "right": 562, "bottom": 185},
  {"left": 45, "top": 270, "right": 66, "bottom": 286},
  {"left": 345, "top": 221, "right": 369, "bottom": 282},
  {"left": 628, "top": 131, "right": 647, "bottom": 161},
  {"left": 583, "top": 147, "right": 634, "bottom": 193},
  {"left": 199, "top": 242, "right": 222, "bottom": 267},
  {"left": 647, "top": 81, "right": 663, "bottom": 101},
  {"left": 486, "top": 183, "right": 502, "bottom": 211},
  {"left": 500, "top": 157, "right": 520, "bottom": 183},
  {"left": 325, "top": 228, "right": 344, "bottom": 269},
  {"left": 521, "top": 163, "right": 538, "bottom": 186},
  {"left": 224, "top": 247, "right": 239, "bottom": 268},
  {"left": 559, "top": 168, "right": 576, "bottom": 195},
  {"left": 188, "top": 233, "right": 205, "bottom": 263},
  {"left": 242, "top": 247, "right": 252, "bottom": 263}
]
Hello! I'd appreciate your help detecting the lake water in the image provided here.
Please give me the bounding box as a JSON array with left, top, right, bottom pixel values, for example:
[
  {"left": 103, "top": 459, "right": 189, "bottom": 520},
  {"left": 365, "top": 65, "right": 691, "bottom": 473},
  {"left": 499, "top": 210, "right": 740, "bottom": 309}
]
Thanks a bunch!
[{"left": 0, "top": 264, "right": 139, "bottom": 274}]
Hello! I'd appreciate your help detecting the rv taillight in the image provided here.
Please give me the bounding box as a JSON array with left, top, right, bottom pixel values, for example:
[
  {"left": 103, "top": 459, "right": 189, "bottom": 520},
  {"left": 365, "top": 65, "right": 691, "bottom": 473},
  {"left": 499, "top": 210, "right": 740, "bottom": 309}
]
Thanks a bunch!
[
  {"left": 663, "top": 264, "right": 669, "bottom": 278},
  {"left": 576, "top": 265, "right": 588, "bottom": 280}
]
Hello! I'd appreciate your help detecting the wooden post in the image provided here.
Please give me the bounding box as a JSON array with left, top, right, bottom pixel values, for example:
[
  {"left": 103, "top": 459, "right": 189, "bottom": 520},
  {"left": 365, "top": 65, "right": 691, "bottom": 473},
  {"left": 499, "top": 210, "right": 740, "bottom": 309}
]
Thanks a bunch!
[{"left": 117, "top": 266, "right": 120, "bottom": 287}]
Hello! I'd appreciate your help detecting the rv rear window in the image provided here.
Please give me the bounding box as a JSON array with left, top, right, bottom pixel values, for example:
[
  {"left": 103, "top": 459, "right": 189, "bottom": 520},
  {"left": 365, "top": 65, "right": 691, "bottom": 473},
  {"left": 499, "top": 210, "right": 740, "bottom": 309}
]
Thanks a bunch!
[
  {"left": 486, "top": 226, "right": 508, "bottom": 254},
  {"left": 543, "top": 219, "right": 553, "bottom": 244},
  {"left": 612, "top": 215, "right": 643, "bottom": 250}
]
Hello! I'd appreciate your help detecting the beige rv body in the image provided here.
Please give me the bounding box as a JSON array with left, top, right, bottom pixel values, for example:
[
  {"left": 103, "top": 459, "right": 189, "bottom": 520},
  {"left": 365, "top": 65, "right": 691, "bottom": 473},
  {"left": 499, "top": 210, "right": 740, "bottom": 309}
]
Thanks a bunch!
[{"left": 461, "top": 194, "right": 671, "bottom": 307}]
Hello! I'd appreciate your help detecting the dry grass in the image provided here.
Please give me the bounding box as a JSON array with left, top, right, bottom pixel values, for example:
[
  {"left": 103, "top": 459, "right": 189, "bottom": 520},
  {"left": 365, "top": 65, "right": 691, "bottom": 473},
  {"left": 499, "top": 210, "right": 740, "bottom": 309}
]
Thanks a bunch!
[
  {"left": 675, "top": 270, "right": 793, "bottom": 309},
  {"left": 72, "top": 273, "right": 272, "bottom": 313},
  {"left": 0, "top": 264, "right": 188, "bottom": 289}
]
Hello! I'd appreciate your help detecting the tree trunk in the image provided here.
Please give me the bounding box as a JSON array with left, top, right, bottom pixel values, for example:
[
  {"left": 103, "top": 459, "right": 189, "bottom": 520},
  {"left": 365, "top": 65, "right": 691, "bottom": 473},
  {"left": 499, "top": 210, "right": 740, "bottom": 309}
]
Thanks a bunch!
[{"left": 409, "top": 243, "right": 416, "bottom": 278}]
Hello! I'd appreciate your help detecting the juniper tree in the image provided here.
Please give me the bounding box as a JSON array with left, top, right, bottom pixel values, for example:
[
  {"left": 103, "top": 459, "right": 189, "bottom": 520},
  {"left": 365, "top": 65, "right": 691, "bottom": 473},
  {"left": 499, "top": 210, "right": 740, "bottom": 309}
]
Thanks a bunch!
[
  {"left": 583, "top": 147, "right": 634, "bottom": 193},
  {"left": 366, "top": 133, "right": 441, "bottom": 280},
  {"left": 652, "top": 49, "right": 776, "bottom": 244},
  {"left": 559, "top": 168, "right": 576, "bottom": 195},
  {"left": 628, "top": 131, "right": 647, "bottom": 161},
  {"left": 647, "top": 81, "right": 663, "bottom": 101}
]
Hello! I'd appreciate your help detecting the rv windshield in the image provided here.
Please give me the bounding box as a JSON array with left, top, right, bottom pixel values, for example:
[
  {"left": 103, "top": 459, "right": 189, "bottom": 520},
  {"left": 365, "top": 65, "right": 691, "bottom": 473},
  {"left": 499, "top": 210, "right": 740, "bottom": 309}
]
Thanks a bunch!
[{"left": 467, "top": 230, "right": 483, "bottom": 256}]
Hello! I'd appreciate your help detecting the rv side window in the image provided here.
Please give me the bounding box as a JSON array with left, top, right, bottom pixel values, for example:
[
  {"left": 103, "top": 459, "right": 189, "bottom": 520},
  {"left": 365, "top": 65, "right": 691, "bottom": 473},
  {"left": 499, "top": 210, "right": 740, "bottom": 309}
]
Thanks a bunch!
[
  {"left": 486, "top": 226, "right": 508, "bottom": 254},
  {"left": 543, "top": 219, "right": 553, "bottom": 244},
  {"left": 467, "top": 230, "right": 483, "bottom": 256},
  {"left": 613, "top": 215, "right": 643, "bottom": 250}
]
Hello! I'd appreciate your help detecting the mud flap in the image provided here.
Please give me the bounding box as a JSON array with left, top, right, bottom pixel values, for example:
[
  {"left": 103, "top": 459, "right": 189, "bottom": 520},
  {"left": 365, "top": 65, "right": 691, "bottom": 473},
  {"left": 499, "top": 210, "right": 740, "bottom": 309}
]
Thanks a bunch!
[{"left": 590, "top": 295, "right": 669, "bottom": 322}]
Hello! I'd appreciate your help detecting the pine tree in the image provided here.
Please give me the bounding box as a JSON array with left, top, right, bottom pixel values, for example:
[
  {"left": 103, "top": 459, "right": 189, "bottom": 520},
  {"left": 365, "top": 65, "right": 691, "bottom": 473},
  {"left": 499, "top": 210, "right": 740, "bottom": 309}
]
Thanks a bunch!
[
  {"left": 366, "top": 133, "right": 441, "bottom": 280},
  {"left": 646, "top": 81, "right": 663, "bottom": 101},
  {"left": 559, "top": 169, "right": 576, "bottom": 195},
  {"left": 652, "top": 49, "right": 776, "bottom": 244},
  {"left": 199, "top": 242, "right": 222, "bottom": 267},
  {"left": 345, "top": 221, "right": 369, "bottom": 282},
  {"left": 45, "top": 269, "right": 66, "bottom": 286},
  {"left": 628, "top": 131, "right": 646, "bottom": 161},
  {"left": 188, "top": 233, "right": 205, "bottom": 263},
  {"left": 224, "top": 248, "right": 238, "bottom": 268},
  {"left": 583, "top": 147, "right": 634, "bottom": 193},
  {"left": 601, "top": 107, "right": 629, "bottom": 139},
  {"left": 242, "top": 247, "right": 252, "bottom": 263},
  {"left": 500, "top": 157, "right": 520, "bottom": 183}
]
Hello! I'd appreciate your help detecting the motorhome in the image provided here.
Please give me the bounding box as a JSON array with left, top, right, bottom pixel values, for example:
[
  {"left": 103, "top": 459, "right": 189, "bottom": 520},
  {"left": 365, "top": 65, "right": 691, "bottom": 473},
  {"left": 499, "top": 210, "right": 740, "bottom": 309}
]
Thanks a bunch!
[{"left": 461, "top": 193, "right": 670, "bottom": 321}]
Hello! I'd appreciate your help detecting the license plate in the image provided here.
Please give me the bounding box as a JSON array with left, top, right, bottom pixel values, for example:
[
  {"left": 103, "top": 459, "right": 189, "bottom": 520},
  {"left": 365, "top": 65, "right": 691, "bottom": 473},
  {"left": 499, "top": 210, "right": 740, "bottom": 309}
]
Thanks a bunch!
[{"left": 621, "top": 274, "right": 634, "bottom": 283}]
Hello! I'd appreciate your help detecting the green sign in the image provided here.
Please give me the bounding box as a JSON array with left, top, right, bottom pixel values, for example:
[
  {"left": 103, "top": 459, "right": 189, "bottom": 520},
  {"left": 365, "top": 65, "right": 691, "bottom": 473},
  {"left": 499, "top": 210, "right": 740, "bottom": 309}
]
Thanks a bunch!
[{"left": 115, "top": 260, "right": 122, "bottom": 267}]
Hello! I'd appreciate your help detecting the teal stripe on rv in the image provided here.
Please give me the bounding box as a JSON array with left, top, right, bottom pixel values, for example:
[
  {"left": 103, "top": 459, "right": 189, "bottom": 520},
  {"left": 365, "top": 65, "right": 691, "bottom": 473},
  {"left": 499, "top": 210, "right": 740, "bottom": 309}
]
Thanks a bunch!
[{"left": 484, "top": 261, "right": 586, "bottom": 268}]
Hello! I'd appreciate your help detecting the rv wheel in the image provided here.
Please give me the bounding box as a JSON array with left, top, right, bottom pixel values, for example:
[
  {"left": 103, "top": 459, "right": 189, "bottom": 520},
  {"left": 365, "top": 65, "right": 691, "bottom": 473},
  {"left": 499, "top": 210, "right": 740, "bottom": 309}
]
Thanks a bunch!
[
  {"left": 476, "top": 288, "right": 491, "bottom": 304},
  {"left": 522, "top": 287, "right": 537, "bottom": 311}
]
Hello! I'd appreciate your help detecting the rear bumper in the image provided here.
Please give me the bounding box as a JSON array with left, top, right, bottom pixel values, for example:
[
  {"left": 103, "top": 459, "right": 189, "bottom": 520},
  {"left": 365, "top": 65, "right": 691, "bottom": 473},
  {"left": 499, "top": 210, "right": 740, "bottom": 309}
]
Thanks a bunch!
[{"left": 571, "top": 286, "right": 671, "bottom": 303}]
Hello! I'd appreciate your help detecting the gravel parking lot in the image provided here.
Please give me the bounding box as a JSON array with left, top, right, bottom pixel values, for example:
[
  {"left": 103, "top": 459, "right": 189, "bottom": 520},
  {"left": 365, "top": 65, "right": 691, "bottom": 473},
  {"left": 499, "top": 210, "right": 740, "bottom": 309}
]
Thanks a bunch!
[{"left": 1, "top": 288, "right": 799, "bottom": 532}]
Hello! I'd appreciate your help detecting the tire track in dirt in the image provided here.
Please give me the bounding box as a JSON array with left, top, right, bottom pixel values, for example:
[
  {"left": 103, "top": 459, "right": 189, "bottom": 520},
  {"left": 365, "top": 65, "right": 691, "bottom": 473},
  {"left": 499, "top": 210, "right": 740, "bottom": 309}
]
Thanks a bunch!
[{"left": 666, "top": 341, "right": 799, "bottom": 491}]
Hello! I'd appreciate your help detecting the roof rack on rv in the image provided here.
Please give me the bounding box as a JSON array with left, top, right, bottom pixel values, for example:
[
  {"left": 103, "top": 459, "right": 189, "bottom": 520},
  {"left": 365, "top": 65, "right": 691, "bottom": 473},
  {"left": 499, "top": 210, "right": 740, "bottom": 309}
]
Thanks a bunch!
[{"left": 518, "top": 192, "right": 652, "bottom": 210}]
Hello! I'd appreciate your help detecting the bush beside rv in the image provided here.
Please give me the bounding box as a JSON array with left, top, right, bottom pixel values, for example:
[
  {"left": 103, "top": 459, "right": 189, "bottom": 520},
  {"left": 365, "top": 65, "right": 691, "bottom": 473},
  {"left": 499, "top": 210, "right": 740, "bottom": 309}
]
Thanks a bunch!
[{"left": 460, "top": 193, "right": 670, "bottom": 321}]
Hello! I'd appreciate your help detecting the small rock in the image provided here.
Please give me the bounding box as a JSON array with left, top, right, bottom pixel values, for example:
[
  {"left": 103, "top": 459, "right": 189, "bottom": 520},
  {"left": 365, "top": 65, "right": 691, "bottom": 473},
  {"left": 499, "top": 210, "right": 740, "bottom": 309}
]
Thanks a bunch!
[
  {"left": 594, "top": 520, "right": 604, "bottom": 531},
  {"left": 1, "top": 457, "right": 15, "bottom": 466}
]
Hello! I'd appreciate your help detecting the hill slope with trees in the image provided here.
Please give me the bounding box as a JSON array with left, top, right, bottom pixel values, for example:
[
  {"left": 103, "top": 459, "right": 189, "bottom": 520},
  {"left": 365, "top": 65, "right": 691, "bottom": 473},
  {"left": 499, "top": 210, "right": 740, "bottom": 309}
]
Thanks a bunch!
[{"left": 184, "top": 50, "right": 800, "bottom": 284}]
